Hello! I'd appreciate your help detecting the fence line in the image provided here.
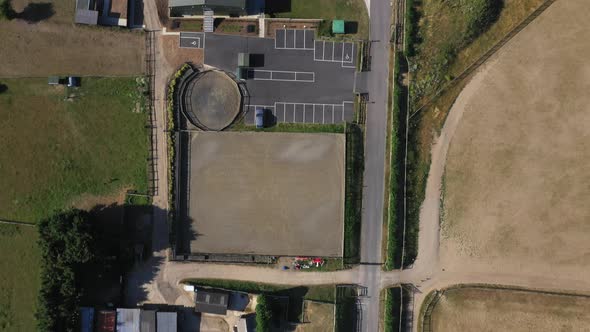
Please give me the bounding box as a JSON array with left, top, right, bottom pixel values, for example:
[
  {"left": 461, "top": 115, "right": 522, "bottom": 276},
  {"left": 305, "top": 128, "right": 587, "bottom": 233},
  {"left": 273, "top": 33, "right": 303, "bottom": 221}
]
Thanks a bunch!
[
  {"left": 0, "top": 219, "right": 36, "bottom": 227},
  {"left": 411, "top": 0, "right": 558, "bottom": 118}
]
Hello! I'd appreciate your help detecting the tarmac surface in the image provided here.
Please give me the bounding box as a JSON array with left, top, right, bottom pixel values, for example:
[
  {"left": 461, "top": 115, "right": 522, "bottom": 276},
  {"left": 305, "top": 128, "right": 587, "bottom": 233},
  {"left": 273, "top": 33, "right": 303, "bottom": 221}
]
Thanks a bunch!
[{"left": 203, "top": 32, "right": 356, "bottom": 124}]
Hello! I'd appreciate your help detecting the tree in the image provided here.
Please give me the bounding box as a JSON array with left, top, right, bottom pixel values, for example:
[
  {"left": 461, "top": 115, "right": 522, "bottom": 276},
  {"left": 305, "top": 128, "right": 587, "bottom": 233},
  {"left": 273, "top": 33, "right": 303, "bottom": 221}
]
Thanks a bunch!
[
  {"left": 37, "top": 210, "right": 95, "bottom": 332},
  {"left": 0, "top": 0, "right": 16, "bottom": 20},
  {"left": 255, "top": 294, "right": 272, "bottom": 332}
]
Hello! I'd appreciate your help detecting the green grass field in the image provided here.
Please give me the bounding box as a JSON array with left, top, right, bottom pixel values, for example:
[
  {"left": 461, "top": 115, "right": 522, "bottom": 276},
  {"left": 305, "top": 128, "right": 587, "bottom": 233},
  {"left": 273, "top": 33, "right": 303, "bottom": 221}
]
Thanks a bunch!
[
  {"left": 0, "top": 77, "right": 149, "bottom": 330},
  {"left": 271, "top": 0, "right": 369, "bottom": 38},
  {"left": 0, "top": 78, "right": 149, "bottom": 223},
  {"left": 0, "top": 225, "right": 40, "bottom": 332}
]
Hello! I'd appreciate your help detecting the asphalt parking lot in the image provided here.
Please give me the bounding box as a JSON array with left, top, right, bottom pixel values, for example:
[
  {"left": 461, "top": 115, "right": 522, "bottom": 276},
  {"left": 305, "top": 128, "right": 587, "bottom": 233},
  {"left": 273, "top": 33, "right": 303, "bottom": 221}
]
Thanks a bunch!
[{"left": 200, "top": 30, "right": 357, "bottom": 125}]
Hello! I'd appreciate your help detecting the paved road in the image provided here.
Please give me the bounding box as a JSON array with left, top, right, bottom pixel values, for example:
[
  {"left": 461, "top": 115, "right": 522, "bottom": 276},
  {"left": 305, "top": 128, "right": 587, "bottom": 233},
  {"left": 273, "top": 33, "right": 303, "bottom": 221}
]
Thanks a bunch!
[{"left": 356, "top": 0, "right": 392, "bottom": 331}]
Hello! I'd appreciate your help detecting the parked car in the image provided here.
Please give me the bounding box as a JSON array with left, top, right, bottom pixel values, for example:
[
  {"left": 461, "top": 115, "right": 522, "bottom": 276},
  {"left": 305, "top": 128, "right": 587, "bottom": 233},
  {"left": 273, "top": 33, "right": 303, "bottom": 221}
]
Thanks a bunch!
[{"left": 255, "top": 107, "right": 265, "bottom": 128}]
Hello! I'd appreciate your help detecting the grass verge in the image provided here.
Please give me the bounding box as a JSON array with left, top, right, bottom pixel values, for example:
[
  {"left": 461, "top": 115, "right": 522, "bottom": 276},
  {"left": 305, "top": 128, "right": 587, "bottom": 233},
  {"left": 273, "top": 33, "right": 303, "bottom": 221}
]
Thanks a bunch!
[
  {"left": 384, "top": 287, "right": 401, "bottom": 332},
  {"left": 269, "top": 0, "right": 369, "bottom": 39},
  {"left": 0, "top": 225, "right": 39, "bottom": 331},
  {"left": 404, "top": 0, "right": 547, "bottom": 267},
  {"left": 183, "top": 279, "right": 335, "bottom": 303}
]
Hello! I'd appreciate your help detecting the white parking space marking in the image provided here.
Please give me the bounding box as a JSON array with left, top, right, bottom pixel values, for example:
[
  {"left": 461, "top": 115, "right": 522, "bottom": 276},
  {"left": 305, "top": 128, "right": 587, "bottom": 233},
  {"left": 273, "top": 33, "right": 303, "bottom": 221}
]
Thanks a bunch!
[
  {"left": 180, "top": 32, "right": 205, "bottom": 49},
  {"left": 313, "top": 41, "right": 356, "bottom": 68},
  {"left": 248, "top": 70, "right": 315, "bottom": 82},
  {"left": 275, "top": 29, "right": 315, "bottom": 50},
  {"left": 245, "top": 101, "right": 354, "bottom": 124}
]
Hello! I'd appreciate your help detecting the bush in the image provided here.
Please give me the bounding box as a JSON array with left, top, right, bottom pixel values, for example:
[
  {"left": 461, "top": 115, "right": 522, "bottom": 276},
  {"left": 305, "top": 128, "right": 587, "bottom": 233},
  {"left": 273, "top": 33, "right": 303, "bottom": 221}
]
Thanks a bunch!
[
  {"left": 318, "top": 19, "right": 333, "bottom": 37},
  {"left": 0, "top": 0, "right": 15, "bottom": 20},
  {"left": 344, "top": 123, "right": 363, "bottom": 263},
  {"left": 255, "top": 295, "right": 272, "bottom": 332},
  {"left": 404, "top": 0, "right": 417, "bottom": 57}
]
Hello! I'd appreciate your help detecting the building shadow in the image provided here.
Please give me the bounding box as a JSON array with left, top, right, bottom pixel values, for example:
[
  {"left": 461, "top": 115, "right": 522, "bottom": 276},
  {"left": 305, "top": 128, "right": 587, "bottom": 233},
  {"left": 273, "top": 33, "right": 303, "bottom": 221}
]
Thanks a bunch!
[
  {"left": 344, "top": 21, "right": 358, "bottom": 34},
  {"left": 16, "top": 2, "right": 55, "bottom": 23},
  {"left": 263, "top": 0, "right": 290, "bottom": 16}
]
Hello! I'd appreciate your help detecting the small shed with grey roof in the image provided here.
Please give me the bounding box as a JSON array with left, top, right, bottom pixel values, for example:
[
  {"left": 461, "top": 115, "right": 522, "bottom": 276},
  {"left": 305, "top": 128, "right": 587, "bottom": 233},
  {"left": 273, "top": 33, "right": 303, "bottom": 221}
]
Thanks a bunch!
[
  {"left": 195, "top": 288, "right": 229, "bottom": 315},
  {"left": 140, "top": 310, "right": 156, "bottom": 332},
  {"left": 156, "top": 312, "right": 177, "bottom": 332},
  {"left": 116, "top": 308, "right": 140, "bottom": 332},
  {"left": 75, "top": 0, "right": 98, "bottom": 25}
]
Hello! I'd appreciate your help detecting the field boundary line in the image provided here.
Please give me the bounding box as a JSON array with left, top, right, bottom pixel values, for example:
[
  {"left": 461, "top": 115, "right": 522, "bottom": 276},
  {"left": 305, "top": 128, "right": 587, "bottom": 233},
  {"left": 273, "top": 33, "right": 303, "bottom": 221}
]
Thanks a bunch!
[
  {"left": 410, "top": 0, "right": 558, "bottom": 118},
  {"left": 0, "top": 219, "right": 36, "bottom": 227}
]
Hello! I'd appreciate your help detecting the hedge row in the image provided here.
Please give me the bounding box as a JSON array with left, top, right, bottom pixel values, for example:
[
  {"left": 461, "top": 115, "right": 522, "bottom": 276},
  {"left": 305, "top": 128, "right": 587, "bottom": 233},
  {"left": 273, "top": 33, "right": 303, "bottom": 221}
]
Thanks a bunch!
[
  {"left": 385, "top": 53, "right": 406, "bottom": 270},
  {"left": 166, "top": 63, "right": 191, "bottom": 245}
]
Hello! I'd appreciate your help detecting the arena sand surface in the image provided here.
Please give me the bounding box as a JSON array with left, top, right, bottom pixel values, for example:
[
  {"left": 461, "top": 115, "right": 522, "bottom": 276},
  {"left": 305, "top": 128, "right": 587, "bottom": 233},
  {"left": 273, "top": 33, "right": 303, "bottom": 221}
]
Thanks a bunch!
[
  {"left": 441, "top": 0, "right": 590, "bottom": 280},
  {"left": 188, "top": 132, "right": 345, "bottom": 256},
  {"left": 431, "top": 287, "right": 590, "bottom": 332}
]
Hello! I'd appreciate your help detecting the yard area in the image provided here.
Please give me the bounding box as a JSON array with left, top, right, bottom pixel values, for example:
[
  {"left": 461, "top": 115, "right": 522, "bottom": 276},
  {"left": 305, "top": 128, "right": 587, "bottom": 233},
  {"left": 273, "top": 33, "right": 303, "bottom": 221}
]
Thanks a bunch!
[
  {"left": 429, "top": 287, "right": 590, "bottom": 331},
  {"left": 269, "top": 0, "right": 369, "bottom": 38},
  {"left": 0, "top": 225, "right": 39, "bottom": 332},
  {"left": 0, "top": 0, "right": 144, "bottom": 76},
  {"left": 0, "top": 78, "right": 149, "bottom": 223},
  {"left": 186, "top": 131, "right": 345, "bottom": 257}
]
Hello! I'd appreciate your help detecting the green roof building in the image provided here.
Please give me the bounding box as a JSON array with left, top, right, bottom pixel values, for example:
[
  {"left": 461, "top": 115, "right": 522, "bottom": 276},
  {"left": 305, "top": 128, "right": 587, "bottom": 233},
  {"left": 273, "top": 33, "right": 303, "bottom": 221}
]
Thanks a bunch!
[{"left": 332, "top": 20, "right": 345, "bottom": 34}]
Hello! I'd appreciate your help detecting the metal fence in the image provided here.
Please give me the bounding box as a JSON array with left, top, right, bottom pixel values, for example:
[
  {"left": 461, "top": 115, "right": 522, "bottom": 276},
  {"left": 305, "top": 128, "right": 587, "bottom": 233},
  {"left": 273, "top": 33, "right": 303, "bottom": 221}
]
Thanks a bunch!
[{"left": 145, "top": 30, "right": 158, "bottom": 197}]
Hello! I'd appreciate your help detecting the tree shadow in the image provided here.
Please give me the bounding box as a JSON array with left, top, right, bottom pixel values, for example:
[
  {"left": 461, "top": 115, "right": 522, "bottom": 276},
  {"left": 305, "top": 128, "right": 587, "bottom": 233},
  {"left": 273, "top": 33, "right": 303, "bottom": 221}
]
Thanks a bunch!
[
  {"left": 0, "top": 84, "right": 7, "bottom": 94},
  {"left": 70, "top": 203, "right": 172, "bottom": 308},
  {"left": 16, "top": 2, "right": 55, "bottom": 23}
]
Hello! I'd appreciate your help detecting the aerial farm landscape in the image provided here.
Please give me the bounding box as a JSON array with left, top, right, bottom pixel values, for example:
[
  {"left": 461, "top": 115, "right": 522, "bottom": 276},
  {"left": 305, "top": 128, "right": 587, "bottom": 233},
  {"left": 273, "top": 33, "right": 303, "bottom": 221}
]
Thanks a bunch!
[{"left": 0, "top": 0, "right": 588, "bottom": 331}]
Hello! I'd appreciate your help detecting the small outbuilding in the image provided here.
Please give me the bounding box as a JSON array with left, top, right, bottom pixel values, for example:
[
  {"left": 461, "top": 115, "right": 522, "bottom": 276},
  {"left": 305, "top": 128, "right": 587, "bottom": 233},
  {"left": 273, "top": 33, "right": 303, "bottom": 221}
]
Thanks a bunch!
[
  {"left": 195, "top": 288, "right": 229, "bottom": 315},
  {"left": 116, "top": 308, "right": 140, "bottom": 332},
  {"left": 96, "top": 310, "right": 116, "bottom": 332},
  {"left": 80, "top": 307, "right": 95, "bottom": 332},
  {"left": 140, "top": 310, "right": 156, "bottom": 332},
  {"left": 332, "top": 20, "right": 345, "bottom": 34},
  {"left": 156, "top": 312, "right": 178, "bottom": 332},
  {"left": 48, "top": 76, "right": 60, "bottom": 85}
]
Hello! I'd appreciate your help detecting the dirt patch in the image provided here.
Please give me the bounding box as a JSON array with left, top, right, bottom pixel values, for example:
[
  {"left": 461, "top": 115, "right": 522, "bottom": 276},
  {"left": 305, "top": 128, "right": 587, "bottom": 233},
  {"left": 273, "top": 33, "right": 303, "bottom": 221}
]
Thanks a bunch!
[
  {"left": 0, "top": 6, "right": 144, "bottom": 76},
  {"left": 187, "top": 131, "right": 345, "bottom": 256},
  {"left": 431, "top": 287, "right": 590, "bottom": 331},
  {"left": 441, "top": 0, "right": 590, "bottom": 279},
  {"left": 297, "top": 301, "right": 335, "bottom": 332},
  {"left": 161, "top": 35, "right": 204, "bottom": 70},
  {"left": 215, "top": 18, "right": 259, "bottom": 36},
  {"left": 71, "top": 187, "right": 129, "bottom": 211}
]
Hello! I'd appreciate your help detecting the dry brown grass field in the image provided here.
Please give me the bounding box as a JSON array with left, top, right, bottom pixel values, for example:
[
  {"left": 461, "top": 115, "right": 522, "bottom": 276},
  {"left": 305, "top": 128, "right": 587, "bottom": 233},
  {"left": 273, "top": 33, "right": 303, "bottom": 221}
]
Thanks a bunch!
[
  {"left": 430, "top": 287, "right": 590, "bottom": 332},
  {"left": 0, "top": 0, "right": 144, "bottom": 76},
  {"left": 441, "top": 0, "right": 590, "bottom": 279},
  {"left": 296, "top": 301, "right": 335, "bottom": 332}
]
